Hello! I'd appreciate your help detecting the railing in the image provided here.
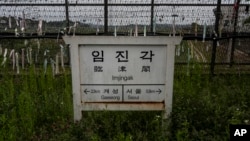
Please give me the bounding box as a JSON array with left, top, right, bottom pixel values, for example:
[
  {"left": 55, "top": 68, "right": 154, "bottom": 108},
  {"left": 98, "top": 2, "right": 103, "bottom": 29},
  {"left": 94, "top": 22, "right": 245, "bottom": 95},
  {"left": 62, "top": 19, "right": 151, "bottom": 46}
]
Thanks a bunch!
[{"left": 0, "top": 0, "right": 250, "bottom": 75}]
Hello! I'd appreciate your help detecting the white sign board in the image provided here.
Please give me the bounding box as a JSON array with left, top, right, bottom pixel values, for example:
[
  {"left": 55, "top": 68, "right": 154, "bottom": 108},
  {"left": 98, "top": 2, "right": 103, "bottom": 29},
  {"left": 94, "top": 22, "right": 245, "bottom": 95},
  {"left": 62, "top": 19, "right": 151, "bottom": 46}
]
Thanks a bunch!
[
  {"left": 80, "top": 46, "right": 166, "bottom": 102},
  {"left": 63, "top": 36, "right": 182, "bottom": 121}
]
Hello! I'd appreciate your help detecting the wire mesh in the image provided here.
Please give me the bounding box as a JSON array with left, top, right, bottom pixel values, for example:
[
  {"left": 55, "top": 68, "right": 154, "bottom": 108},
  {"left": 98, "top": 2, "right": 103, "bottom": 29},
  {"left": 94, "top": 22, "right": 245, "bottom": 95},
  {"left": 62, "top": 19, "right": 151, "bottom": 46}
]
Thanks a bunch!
[
  {"left": 0, "top": 0, "right": 249, "bottom": 34},
  {"left": 69, "top": 6, "right": 104, "bottom": 34},
  {"left": 0, "top": 0, "right": 250, "bottom": 73}
]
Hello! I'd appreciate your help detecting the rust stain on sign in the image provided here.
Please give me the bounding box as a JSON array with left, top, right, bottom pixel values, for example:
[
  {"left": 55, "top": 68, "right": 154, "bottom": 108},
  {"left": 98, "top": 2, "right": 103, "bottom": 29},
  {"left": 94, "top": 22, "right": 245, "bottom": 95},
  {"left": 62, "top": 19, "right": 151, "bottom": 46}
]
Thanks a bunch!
[{"left": 82, "top": 102, "right": 165, "bottom": 111}]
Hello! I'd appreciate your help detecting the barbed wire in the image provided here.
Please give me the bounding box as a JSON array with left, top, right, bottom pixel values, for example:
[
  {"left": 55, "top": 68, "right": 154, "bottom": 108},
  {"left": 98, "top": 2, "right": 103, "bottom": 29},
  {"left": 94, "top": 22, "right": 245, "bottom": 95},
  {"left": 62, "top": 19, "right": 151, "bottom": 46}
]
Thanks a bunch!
[{"left": 0, "top": 0, "right": 249, "bottom": 36}]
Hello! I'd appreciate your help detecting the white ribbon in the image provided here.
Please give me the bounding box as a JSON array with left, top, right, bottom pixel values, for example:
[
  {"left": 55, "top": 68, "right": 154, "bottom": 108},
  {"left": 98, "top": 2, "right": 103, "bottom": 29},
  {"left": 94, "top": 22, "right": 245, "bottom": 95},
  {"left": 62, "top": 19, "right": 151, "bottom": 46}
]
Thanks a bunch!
[
  {"left": 44, "top": 58, "right": 48, "bottom": 74},
  {"left": 37, "top": 40, "right": 40, "bottom": 60},
  {"left": 144, "top": 25, "right": 147, "bottom": 37},
  {"left": 153, "top": 16, "right": 156, "bottom": 34},
  {"left": 68, "top": 21, "right": 77, "bottom": 35},
  {"left": 129, "top": 28, "right": 133, "bottom": 36},
  {"left": 4, "top": 48, "right": 7, "bottom": 58},
  {"left": 15, "top": 17, "right": 19, "bottom": 26},
  {"left": 29, "top": 48, "right": 32, "bottom": 65},
  {"left": 44, "top": 49, "right": 49, "bottom": 56},
  {"left": 9, "top": 16, "right": 12, "bottom": 29},
  {"left": 37, "top": 20, "right": 43, "bottom": 35},
  {"left": 96, "top": 25, "right": 99, "bottom": 35},
  {"left": 114, "top": 26, "right": 117, "bottom": 37},
  {"left": 134, "top": 24, "right": 138, "bottom": 37},
  {"left": 73, "top": 21, "right": 77, "bottom": 36},
  {"left": 15, "top": 53, "right": 19, "bottom": 74},
  {"left": 20, "top": 11, "right": 26, "bottom": 33},
  {"left": 35, "top": 39, "right": 40, "bottom": 63},
  {"left": 21, "top": 48, "right": 25, "bottom": 69},
  {"left": 96, "top": 19, "right": 101, "bottom": 35},
  {"left": 9, "top": 49, "right": 15, "bottom": 70},
  {"left": 213, "top": 30, "right": 220, "bottom": 46},
  {"left": 1, "top": 48, "right": 8, "bottom": 67},
  {"left": 195, "top": 18, "right": 198, "bottom": 37},
  {"left": 43, "top": 50, "right": 50, "bottom": 74},
  {"left": 9, "top": 49, "right": 14, "bottom": 58},
  {"left": 24, "top": 39, "right": 28, "bottom": 46},
  {"left": 59, "top": 44, "right": 65, "bottom": 72},
  {"left": 55, "top": 54, "right": 59, "bottom": 74},
  {"left": 50, "top": 58, "right": 55, "bottom": 76},
  {"left": 172, "top": 16, "right": 176, "bottom": 37},
  {"left": 203, "top": 23, "right": 207, "bottom": 42},
  {"left": 15, "top": 28, "right": 19, "bottom": 37}
]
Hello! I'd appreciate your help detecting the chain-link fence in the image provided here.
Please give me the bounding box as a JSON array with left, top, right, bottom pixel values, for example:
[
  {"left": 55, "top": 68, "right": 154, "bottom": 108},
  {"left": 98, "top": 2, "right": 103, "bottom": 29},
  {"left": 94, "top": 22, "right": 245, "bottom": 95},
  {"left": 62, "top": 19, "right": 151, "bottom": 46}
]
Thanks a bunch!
[{"left": 0, "top": 0, "right": 250, "bottom": 74}]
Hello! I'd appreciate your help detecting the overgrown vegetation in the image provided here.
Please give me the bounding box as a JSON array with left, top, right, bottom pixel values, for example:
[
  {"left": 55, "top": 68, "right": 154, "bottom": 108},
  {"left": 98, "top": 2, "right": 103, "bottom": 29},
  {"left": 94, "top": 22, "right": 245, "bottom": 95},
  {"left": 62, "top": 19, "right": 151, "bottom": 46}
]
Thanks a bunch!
[
  {"left": 0, "top": 40, "right": 250, "bottom": 141},
  {"left": 0, "top": 65, "right": 72, "bottom": 141},
  {"left": 0, "top": 65, "right": 249, "bottom": 141}
]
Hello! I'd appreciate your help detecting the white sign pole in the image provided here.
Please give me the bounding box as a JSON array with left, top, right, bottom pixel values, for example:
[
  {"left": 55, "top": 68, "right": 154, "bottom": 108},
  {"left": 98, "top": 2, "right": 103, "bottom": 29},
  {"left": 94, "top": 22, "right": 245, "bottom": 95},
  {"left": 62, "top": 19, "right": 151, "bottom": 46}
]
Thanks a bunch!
[
  {"left": 164, "top": 42, "right": 176, "bottom": 119},
  {"left": 69, "top": 42, "right": 82, "bottom": 121}
]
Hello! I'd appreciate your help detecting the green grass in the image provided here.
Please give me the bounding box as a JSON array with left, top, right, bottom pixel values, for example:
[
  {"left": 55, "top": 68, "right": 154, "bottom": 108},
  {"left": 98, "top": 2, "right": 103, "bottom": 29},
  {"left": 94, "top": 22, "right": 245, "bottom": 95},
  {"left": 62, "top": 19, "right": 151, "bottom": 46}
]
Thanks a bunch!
[
  {"left": 0, "top": 64, "right": 249, "bottom": 141},
  {"left": 0, "top": 39, "right": 250, "bottom": 141},
  {"left": 0, "top": 65, "right": 73, "bottom": 141}
]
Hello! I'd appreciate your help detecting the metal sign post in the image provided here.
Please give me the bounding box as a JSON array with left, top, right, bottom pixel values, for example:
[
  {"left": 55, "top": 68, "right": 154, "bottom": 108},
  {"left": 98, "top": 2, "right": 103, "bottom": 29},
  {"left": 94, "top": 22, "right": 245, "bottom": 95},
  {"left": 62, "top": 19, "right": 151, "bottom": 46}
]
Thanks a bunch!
[{"left": 63, "top": 36, "right": 182, "bottom": 121}]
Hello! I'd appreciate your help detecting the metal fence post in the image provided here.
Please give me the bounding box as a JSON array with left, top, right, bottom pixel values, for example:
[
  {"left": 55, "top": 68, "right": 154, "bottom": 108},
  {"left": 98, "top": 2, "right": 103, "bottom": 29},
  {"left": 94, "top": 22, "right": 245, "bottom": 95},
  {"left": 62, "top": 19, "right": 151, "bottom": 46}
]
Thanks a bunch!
[
  {"left": 230, "top": 0, "right": 241, "bottom": 67},
  {"left": 104, "top": 0, "right": 108, "bottom": 34},
  {"left": 211, "top": 0, "right": 222, "bottom": 76},
  {"left": 150, "top": 0, "right": 155, "bottom": 33},
  {"left": 65, "top": 0, "right": 70, "bottom": 34}
]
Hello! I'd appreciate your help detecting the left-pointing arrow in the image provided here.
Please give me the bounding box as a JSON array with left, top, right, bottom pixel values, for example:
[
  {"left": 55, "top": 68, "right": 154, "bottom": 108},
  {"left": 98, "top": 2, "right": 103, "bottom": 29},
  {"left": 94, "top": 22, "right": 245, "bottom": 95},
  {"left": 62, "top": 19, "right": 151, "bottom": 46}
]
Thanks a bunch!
[{"left": 84, "top": 89, "right": 90, "bottom": 94}]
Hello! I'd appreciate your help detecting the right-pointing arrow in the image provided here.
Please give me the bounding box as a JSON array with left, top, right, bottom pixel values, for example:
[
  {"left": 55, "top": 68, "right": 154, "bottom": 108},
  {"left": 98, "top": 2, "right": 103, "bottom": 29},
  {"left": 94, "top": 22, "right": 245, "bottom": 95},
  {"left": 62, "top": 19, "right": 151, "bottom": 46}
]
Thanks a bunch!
[{"left": 156, "top": 89, "right": 161, "bottom": 94}]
